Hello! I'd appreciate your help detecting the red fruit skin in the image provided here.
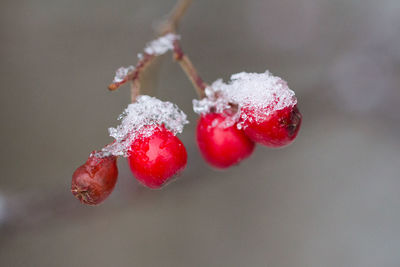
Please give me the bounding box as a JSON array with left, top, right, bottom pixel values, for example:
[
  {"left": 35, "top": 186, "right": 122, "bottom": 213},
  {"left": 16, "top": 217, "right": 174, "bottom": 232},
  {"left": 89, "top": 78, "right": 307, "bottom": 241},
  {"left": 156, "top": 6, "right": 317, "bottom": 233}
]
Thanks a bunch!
[
  {"left": 127, "top": 125, "right": 187, "bottom": 189},
  {"left": 242, "top": 105, "right": 302, "bottom": 148},
  {"left": 71, "top": 155, "right": 118, "bottom": 205},
  {"left": 196, "top": 113, "right": 255, "bottom": 169}
]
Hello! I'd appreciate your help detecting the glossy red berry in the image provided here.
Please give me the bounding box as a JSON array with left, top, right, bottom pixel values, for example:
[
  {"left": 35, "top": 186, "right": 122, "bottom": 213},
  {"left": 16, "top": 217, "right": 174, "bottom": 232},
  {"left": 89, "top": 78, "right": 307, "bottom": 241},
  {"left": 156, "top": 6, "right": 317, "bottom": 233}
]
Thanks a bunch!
[
  {"left": 127, "top": 125, "right": 187, "bottom": 189},
  {"left": 71, "top": 154, "right": 118, "bottom": 205},
  {"left": 196, "top": 113, "right": 255, "bottom": 169},
  {"left": 242, "top": 105, "right": 302, "bottom": 147}
]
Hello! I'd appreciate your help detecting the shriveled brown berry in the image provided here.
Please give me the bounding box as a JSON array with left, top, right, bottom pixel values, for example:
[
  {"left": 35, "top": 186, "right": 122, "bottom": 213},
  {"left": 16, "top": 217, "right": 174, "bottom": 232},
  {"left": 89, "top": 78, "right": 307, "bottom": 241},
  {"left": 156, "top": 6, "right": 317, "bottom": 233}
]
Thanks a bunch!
[{"left": 71, "top": 154, "right": 118, "bottom": 205}]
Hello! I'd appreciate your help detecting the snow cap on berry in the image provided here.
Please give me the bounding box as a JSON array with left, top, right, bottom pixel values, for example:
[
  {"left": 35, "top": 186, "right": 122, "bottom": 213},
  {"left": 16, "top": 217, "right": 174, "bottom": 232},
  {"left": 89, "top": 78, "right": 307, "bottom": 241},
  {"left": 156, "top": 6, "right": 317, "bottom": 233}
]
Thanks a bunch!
[
  {"left": 100, "top": 95, "right": 188, "bottom": 157},
  {"left": 193, "top": 71, "right": 297, "bottom": 128}
]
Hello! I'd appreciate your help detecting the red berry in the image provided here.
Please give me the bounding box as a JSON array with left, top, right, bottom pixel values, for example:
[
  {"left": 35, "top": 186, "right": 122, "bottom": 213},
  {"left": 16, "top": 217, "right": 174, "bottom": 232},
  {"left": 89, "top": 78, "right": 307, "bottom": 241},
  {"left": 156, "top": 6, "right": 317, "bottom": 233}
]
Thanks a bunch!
[
  {"left": 71, "top": 154, "right": 118, "bottom": 205},
  {"left": 242, "top": 105, "right": 302, "bottom": 147},
  {"left": 127, "top": 125, "right": 187, "bottom": 189},
  {"left": 196, "top": 113, "right": 255, "bottom": 169}
]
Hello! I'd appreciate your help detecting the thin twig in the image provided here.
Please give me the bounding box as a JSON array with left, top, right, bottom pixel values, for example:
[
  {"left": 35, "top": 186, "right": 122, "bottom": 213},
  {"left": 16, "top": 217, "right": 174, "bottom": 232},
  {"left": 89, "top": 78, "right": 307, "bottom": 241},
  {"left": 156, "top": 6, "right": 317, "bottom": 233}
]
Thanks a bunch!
[
  {"left": 108, "top": 0, "right": 208, "bottom": 101},
  {"left": 130, "top": 79, "right": 141, "bottom": 103},
  {"left": 107, "top": 0, "right": 191, "bottom": 96},
  {"left": 173, "top": 40, "right": 207, "bottom": 98},
  {"left": 159, "top": 0, "right": 193, "bottom": 35},
  {"left": 108, "top": 53, "right": 155, "bottom": 93},
  {"left": 160, "top": 0, "right": 208, "bottom": 98}
]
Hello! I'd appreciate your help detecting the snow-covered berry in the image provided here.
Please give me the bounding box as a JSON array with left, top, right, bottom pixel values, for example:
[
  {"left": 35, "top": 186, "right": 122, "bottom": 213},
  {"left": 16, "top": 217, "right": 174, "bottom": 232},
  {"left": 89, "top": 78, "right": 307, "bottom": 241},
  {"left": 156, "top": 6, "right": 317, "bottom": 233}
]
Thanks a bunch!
[
  {"left": 196, "top": 112, "right": 255, "bottom": 168},
  {"left": 128, "top": 125, "right": 187, "bottom": 189},
  {"left": 98, "top": 95, "right": 188, "bottom": 188},
  {"left": 193, "top": 71, "right": 302, "bottom": 147}
]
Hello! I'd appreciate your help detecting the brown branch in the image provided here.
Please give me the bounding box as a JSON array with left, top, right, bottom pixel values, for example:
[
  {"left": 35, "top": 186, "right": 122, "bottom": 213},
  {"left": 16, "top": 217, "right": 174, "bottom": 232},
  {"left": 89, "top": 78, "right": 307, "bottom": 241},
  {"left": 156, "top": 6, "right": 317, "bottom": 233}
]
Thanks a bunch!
[
  {"left": 159, "top": 0, "right": 208, "bottom": 98},
  {"left": 173, "top": 40, "right": 207, "bottom": 98},
  {"left": 130, "top": 78, "right": 141, "bottom": 103},
  {"left": 159, "top": 0, "right": 193, "bottom": 35},
  {"left": 108, "top": 0, "right": 208, "bottom": 101},
  {"left": 108, "top": 53, "right": 155, "bottom": 93},
  {"left": 107, "top": 0, "right": 192, "bottom": 98}
]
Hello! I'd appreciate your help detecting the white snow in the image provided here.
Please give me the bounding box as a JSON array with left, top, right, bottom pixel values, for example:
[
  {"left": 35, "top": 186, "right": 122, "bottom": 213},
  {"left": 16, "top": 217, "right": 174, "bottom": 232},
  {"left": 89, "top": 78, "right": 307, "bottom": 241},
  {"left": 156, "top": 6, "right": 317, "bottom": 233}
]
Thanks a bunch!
[
  {"left": 113, "top": 65, "right": 135, "bottom": 83},
  {"left": 111, "top": 34, "right": 179, "bottom": 84},
  {"left": 193, "top": 71, "right": 297, "bottom": 128},
  {"left": 144, "top": 33, "right": 179, "bottom": 56},
  {"left": 100, "top": 95, "right": 188, "bottom": 157}
]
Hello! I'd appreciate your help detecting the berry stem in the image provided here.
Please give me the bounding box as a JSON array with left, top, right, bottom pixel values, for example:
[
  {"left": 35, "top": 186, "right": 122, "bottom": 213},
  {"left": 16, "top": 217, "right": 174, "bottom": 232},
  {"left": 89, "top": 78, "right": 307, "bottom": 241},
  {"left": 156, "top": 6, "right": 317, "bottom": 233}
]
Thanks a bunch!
[
  {"left": 160, "top": 0, "right": 208, "bottom": 98},
  {"left": 172, "top": 41, "right": 207, "bottom": 98},
  {"left": 159, "top": 0, "right": 193, "bottom": 36},
  {"left": 108, "top": 53, "right": 156, "bottom": 102}
]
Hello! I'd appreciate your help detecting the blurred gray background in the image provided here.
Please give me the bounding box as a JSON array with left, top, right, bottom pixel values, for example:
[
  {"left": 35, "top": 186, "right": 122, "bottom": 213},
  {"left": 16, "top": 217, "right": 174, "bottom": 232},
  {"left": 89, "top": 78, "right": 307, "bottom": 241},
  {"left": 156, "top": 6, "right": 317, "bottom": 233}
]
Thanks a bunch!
[{"left": 1, "top": 0, "right": 400, "bottom": 266}]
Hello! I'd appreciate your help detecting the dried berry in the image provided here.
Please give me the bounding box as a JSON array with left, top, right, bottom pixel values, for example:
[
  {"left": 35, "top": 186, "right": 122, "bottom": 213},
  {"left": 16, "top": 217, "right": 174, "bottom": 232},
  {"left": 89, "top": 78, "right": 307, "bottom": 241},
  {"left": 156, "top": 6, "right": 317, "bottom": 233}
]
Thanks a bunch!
[{"left": 71, "top": 154, "right": 118, "bottom": 205}]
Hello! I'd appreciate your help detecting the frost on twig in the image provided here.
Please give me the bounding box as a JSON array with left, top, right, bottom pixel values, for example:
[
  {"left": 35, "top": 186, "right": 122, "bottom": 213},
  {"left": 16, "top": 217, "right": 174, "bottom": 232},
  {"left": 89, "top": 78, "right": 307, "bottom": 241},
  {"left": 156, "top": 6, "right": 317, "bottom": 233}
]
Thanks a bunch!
[
  {"left": 109, "top": 34, "right": 180, "bottom": 90},
  {"left": 99, "top": 95, "right": 188, "bottom": 157},
  {"left": 113, "top": 66, "right": 135, "bottom": 83},
  {"left": 144, "top": 33, "right": 180, "bottom": 55},
  {"left": 193, "top": 71, "right": 297, "bottom": 128}
]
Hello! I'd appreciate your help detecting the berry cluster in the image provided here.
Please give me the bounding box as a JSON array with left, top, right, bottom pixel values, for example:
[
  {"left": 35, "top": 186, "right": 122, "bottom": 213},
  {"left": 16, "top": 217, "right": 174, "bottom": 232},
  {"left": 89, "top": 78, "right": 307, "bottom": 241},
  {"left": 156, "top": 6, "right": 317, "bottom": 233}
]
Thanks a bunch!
[
  {"left": 71, "top": 1, "right": 302, "bottom": 205},
  {"left": 193, "top": 71, "right": 302, "bottom": 168},
  {"left": 71, "top": 96, "right": 189, "bottom": 204},
  {"left": 72, "top": 125, "right": 187, "bottom": 205}
]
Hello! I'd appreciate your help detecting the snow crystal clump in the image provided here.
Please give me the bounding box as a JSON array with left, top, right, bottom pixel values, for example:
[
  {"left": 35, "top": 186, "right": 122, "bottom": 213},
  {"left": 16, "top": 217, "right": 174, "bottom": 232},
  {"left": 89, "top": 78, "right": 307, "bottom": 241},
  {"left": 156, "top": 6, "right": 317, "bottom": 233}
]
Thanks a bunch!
[
  {"left": 113, "top": 65, "right": 134, "bottom": 83},
  {"left": 193, "top": 71, "right": 297, "bottom": 127},
  {"left": 111, "top": 34, "right": 179, "bottom": 84},
  {"left": 144, "top": 33, "right": 179, "bottom": 56},
  {"left": 100, "top": 95, "right": 188, "bottom": 157}
]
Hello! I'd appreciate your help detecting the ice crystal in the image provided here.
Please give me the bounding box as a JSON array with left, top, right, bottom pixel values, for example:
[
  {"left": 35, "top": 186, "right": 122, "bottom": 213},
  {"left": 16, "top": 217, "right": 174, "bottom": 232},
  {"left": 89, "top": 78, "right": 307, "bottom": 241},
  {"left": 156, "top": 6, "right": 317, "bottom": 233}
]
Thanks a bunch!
[
  {"left": 100, "top": 95, "right": 188, "bottom": 157},
  {"left": 111, "top": 34, "right": 179, "bottom": 84},
  {"left": 144, "top": 33, "right": 179, "bottom": 56},
  {"left": 113, "top": 65, "right": 134, "bottom": 83}
]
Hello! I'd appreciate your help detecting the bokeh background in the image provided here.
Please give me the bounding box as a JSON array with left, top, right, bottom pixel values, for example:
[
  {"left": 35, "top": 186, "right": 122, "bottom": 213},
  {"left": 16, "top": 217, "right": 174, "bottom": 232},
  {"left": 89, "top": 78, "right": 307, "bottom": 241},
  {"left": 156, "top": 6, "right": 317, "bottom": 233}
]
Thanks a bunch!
[{"left": 1, "top": 0, "right": 399, "bottom": 266}]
